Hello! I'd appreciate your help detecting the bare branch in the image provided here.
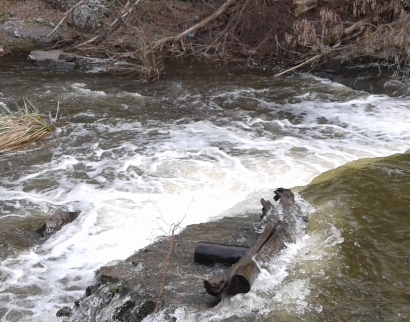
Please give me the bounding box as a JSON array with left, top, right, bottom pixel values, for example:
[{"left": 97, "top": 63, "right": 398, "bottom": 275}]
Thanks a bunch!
[
  {"left": 149, "top": 0, "right": 237, "bottom": 52},
  {"left": 274, "top": 53, "right": 322, "bottom": 77}
]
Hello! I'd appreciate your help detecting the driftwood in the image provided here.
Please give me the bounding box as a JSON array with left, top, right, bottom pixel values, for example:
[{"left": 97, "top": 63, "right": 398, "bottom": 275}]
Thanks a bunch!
[
  {"left": 203, "top": 188, "right": 295, "bottom": 300},
  {"left": 194, "top": 241, "right": 249, "bottom": 265}
]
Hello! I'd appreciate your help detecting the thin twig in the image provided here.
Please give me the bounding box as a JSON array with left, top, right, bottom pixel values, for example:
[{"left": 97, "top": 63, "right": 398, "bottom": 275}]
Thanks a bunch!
[
  {"left": 154, "top": 235, "right": 176, "bottom": 313},
  {"left": 274, "top": 53, "right": 322, "bottom": 77},
  {"left": 74, "top": 35, "right": 101, "bottom": 48},
  {"left": 109, "top": 0, "right": 143, "bottom": 28},
  {"left": 151, "top": 197, "right": 193, "bottom": 312}
]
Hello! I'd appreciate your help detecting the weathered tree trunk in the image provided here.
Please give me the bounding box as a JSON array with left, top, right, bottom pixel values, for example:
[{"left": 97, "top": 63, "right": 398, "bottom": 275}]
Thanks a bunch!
[
  {"left": 194, "top": 241, "right": 249, "bottom": 265},
  {"left": 203, "top": 188, "right": 295, "bottom": 300}
]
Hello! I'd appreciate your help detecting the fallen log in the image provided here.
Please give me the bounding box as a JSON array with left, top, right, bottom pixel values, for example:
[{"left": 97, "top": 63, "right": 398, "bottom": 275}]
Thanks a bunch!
[
  {"left": 194, "top": 241, "right": 249, "bottom": 265},
  {"left": 203, "top": 188, "right": 295, "bottom": 300}
]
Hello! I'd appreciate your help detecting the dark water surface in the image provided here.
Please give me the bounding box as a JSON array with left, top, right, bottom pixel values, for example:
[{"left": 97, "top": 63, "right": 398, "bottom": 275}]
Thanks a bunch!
[
  {"left": 0, "top": 56, "right": 410, "bottom": 321},
  {"left": 300, "top": 152, "right": 410, "bottom": 321}
]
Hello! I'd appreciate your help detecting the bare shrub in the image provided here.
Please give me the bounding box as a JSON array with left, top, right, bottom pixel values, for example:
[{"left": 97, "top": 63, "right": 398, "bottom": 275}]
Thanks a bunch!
[
  {"left": 281, "top": 0, "right": 410, "bottom": 75},
  {"left": 54, "top": 0, "right": 410, "bottom": 77}
]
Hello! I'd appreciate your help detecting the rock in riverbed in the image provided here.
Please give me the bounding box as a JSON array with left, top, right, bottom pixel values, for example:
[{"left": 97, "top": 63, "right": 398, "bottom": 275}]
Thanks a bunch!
[
  {"left": 61, "top": 213, "right": 262, "bottom": 321},
  {"left": 28, "top": 50, "right": 77, "bottom": 69},
  {"left": 61, "top": 191, "right": 308, "bottom": 321},
  {"left": 1, "top": 18, "right": 71, "bottom": 50},
  {"left": 36, "top": 210, "right": 81, "bottom": 239}
]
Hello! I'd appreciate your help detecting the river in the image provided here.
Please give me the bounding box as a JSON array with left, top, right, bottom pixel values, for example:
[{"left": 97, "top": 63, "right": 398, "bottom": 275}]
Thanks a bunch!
[{"left": 0, "top": 56, "right": 409, "bottom": 321}]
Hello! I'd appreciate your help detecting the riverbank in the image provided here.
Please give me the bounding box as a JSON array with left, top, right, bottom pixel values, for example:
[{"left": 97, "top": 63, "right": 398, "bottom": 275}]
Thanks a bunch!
[{"left": 2, "top": 0, "right": 410, "bottom": 78}]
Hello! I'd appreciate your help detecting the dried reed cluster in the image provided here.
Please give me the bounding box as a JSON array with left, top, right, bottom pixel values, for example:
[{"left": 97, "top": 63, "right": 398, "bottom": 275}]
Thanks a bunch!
[
  {"left": 0, "top": 98, "right": 52, "bottom": 154},
  {"left": 292, "top": 0, "right": 410, "bottom": 68}
]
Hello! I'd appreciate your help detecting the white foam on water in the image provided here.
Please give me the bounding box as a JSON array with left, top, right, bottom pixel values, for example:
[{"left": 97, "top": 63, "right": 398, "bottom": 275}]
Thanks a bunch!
[
  {"left": 116, "top": 91, "right": 144, "bottom": 98},
  {"left": 0, "top": 73, "right": 410, "bottom": 321},
  {"left": 70, "top": 83, "right": 107, "bottom": 97}
]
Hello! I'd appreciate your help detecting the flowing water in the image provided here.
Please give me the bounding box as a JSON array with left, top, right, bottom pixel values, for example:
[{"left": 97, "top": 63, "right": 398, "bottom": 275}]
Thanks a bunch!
[{"left": 0, "top": 56, "right": 410, "bottom": 321}]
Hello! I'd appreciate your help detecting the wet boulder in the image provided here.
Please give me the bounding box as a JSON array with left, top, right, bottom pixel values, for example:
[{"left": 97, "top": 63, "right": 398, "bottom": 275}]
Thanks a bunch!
[
  {"left": 28, "top": 50, "right": 77, "bottom": 70},
  {"left": 36, "top": 211, "right": 81, "bottom": 239},
  {"left": 56, "top": 306, "right": 72, "bottom": 317}
]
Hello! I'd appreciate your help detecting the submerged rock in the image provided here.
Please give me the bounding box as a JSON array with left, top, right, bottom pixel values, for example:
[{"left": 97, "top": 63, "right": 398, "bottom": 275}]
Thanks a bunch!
[
  {"left": 28, "top": 50, "right": 77, "bottom": 70},
  {"left": 36, "top": 210, "right": 81, "bottom": 239},
  {"left": 56, "top": 306, "right": 72, "bottom": 317}
]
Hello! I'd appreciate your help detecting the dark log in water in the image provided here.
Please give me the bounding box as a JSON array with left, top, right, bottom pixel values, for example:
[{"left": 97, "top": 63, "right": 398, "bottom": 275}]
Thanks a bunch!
[
  {"left": 194, "top": 241, "right": 249, "bottom": 265},
  {"left": 203, "top": 188, "right": 295, "bottom": 300}
]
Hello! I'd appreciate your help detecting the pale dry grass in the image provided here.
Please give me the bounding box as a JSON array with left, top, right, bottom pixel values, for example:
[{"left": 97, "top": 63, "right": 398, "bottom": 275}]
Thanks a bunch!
[{"left": 0, "top": 98, "right": 52, "bottom": 154}]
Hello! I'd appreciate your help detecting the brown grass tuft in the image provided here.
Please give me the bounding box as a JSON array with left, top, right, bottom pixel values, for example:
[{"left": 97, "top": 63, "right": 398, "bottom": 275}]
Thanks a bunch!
[{"left": 0, "top": 98, "right": 52, "bottom": 154}]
